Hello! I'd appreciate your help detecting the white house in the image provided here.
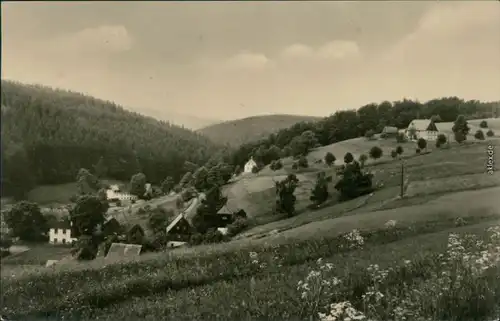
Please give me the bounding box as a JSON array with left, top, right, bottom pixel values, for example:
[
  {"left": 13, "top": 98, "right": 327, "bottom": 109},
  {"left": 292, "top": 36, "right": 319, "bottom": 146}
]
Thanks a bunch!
[
  {"left": 406, "top": 119, "right": 439, "bottom": 141},
  {"left": 49, "top": 221, "right": 77, "bottom": 245},
  {"left": 243, "top": 157, "right": 257, "bottom": 173},
  {"left": 106, "top": 185, "right": 138, "bottom": 202}
]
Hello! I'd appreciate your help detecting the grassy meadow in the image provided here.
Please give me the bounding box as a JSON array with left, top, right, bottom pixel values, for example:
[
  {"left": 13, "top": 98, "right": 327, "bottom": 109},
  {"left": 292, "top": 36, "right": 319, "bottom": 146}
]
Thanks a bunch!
[{"left": 2, "top": 135, "right": 499, "bottom": 321}]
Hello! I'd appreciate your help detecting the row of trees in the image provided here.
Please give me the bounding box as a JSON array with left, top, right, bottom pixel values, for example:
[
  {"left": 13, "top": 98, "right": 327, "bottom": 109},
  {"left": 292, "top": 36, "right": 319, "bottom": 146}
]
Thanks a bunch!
[{"left": 229, "top": 97, "right": 498, "bottom": 171}]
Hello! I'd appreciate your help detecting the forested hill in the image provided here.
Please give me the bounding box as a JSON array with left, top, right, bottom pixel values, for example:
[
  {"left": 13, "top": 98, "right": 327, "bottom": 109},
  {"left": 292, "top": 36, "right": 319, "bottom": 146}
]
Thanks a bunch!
[
  {"left": 198, "top": 114, "right": 322, "bottom": 147},
  {"left": 1, "top": 80, "right": 223, "bottom": 199}
]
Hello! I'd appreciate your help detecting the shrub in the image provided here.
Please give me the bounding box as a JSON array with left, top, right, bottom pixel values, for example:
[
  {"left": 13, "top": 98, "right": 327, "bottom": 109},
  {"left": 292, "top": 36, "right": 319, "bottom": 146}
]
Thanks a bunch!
[
  {"left": 417, "top": 138, "right": 427, "bottom": 150},
  {"left": 396, "top": 132, "right": 407, "bottom": 143},
  {"left": 436, "top": 133, "right": 447, "bottom": 148},
  {"left": 380, "top": 132, "right": 388, "bottom": 139},
  {"left": 226, "top": 218, "right": 250, "bottom": 237},
  {"left": 416, "top": 148, "right": 421, "bottom": 154},
  {"left": 324, "top": 152, "right": 336, "bottom": 166},
  {"left": 298, "top": 156, "right": 309, "bottom": 168},
  {"left": 395, "top": 146, "right": 403, "bottom": 155},
  {"left": 480, "top": 120, "right": 488, "bottom": 128},
  {"left": 369, "top": 146, "right": 383, "bottom": 160},
  {"left": 474, "top": 130, "right": 485, "bottom": 140},
  {"left": 270, "top": 160, "right": 283, "bottom": 171},
  {"left": 391, "top": 150, "right": 397, "bottom": 159},
  {"left": 343, "top": 152, "right": 354, "bottom": 164},
  {"left": 310, "top": 172, "right": 329, "bottom": 206},
  {"left": 334, "top": 161, "right": 373, "bottom": 201},
  {"left": 487, "top": 129, "right": 494, "bottom": 137},
  {"left": 275, "top": 174, "right": 299, "bottom": 216},
  {"left": 358, "top": 154, "right": 368, "bottom": 168}
]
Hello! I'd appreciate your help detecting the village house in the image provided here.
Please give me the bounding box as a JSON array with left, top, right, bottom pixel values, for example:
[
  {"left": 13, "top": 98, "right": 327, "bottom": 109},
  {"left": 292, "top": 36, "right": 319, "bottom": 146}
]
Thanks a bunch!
[
  {"left": 101, "top": 217, "right": 122, "bottom": 236},
  {"left": 49, "top": 221, "right": 77, "bottom": 245},
  {"left": 243, "top": 157, "right": 257, "bottom": 173},
  {"left": 406, "top": 119, "right": 440, "bottom": 141},
  {"left": 381, "top": 126, "right": 399, "bottom": 138},
  {"left": 106, "top": 184, "right": 138, "bottom": 204}
]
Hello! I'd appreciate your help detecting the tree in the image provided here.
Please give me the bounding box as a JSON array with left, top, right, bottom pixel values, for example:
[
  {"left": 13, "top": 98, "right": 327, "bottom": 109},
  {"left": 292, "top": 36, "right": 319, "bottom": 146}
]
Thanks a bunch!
[
  {"left": 396, "top": 146, "right": 404, "bottom": 155},
  {"left": 480, "top": 120, "right": 488, "bottom": 128},
  {"left": 130, "top": 172, "right": 147, "bottom": 197},
  {"left": 310, "top": 172, "right": 329, "bottom": 206},
  {"left": 474, "top": 130, "right": 485, "bottom": 140},
  {"left": 4, "top": 201, "right": 48, "bottom": 242},
  {"left": 270, "top": 160, "right": 283, "bottom": 171},
  {"left": 344, "top": 152, "right": 354, "bottom": 164},
  {"left": 298, "top": 156, "right": 309, "bottom": 168},
  {"left": 391, "top": 150, "right": 398, "bottom": 159},
  {"left": 179, "top": 171, "right": 193, "bottom": 188},
  {"left": 430, "top": 115, "right": 442, "bottom": 123},
  {"left": 417, "top": 138, "right": 427, "bottom": 151},
  {"left": 70, "top": 195, "right": 108, "bottom": 237},
  {"left": 93, "top": 157, "right": 107, "bottom": 178},
  {"left": 1, "top": 144, "right": 37, "bottom": 200},
  {"left": 289, "top": 130, "right": 318, "bottom": 157},
  {"left": 452, "top": 115, "right": 470, "bottom": 143},
  {"left": 193, "top": 185, "right": 227, "bottom": 233},
  {"left": 436, "top": 134, "right": 447, "bottom": 147},
  {"left": 148, "top": 207, "right": 174, "bottom": 234},
  {"left": 334, "top": 161, "right": 373, "bottom": 201},
  {"left": 487, "top": 129, "right": 495, "bottom": 137},
  {"left": 183, "top": 161, "right": 199, "bottom": 173},
  {"left": 161, "top": 176, "right": 175, "bottom": 194},
  {"left": 369, "top": 146, "right": 383, "bottom": 160},
  {"left": 76, "top": 168, "right": 100, "bottom": 195},
  {"left": 324, "top": 152, "right": 336, "bottom": 166},
  {"left": 358, "top": 154, "right": 368, "bottom": 168},
  {"left": 275, "top": 174, "right": 299, "bottom": 217}
]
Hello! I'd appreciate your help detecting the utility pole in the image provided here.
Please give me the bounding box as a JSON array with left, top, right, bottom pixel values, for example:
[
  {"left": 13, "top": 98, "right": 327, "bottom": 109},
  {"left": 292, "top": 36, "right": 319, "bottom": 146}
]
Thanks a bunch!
[{"left": 400, "top": 158, "right": 405, "bottom": 198}]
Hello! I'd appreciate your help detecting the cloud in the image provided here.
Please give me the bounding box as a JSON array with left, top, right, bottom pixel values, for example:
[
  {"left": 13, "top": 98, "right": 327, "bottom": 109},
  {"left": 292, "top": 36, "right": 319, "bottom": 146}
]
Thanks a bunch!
[
  {"left": 279, "top": 40, "right": 361, "bottom": 62},
  {"left": 225, "top": 51, "right": 271, "bottom": 71}
]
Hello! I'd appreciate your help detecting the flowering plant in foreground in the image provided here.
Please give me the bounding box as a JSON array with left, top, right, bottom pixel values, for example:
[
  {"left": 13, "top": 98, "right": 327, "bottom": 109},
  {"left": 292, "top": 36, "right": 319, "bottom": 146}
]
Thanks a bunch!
[{"left": 297, "top": 225, "right": 500, "bottom": 321}]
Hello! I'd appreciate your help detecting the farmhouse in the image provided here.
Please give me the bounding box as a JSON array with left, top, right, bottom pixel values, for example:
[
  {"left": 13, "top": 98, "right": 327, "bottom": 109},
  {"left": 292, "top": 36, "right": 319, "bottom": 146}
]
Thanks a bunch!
[
  {"left": 49, "top": 221, "right": 77, "bottom": 245},
  {"left": 106, "top": 185, "right": 138, "bottom": 203},
  {"left": 406, "top": 119, "right": 439, "bottom": 141},
  {"left": 165, "top": 214, "right": 193, "bottom": 241},
  {"left": 381, "top": 126, "right": 399, "bottom": 138},
  {"left": 244, "top": 157, "right": 257, "bottom": 173},
  {"left": 101, "top": 217, "right": 122, "bottom": 236}
]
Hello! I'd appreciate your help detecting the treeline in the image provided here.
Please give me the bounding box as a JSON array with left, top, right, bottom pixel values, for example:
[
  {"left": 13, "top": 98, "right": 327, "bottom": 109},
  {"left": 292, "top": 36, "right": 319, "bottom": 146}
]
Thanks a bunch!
[
  {"left": 1, "top": 80, "right": 225, "bottom": 199},
  {"left": 229, "top": 97, "right": 499, "bottom": 168}
]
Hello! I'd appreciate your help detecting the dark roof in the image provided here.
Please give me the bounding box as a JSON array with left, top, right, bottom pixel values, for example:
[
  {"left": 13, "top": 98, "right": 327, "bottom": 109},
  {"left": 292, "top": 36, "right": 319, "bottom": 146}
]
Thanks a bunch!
[{"left": 50, "top": 221, "right": 71, "bottom": 229}]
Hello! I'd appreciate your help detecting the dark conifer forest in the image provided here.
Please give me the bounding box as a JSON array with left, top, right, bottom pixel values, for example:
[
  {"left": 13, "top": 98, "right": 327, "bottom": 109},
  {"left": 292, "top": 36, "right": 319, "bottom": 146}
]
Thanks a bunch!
[{"left": 1, "top": 80, "right": 223, "bottom": 199}]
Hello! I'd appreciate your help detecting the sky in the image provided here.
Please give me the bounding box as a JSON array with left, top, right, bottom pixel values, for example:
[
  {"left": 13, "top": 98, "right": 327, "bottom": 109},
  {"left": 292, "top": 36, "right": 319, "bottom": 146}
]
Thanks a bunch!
[{"left": 2, "top": 1, "right": 500, "bottom": 128}]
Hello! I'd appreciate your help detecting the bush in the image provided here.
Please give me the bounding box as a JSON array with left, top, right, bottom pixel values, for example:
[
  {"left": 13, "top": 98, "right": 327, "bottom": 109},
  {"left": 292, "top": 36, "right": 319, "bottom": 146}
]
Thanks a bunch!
[
  {"left": 416, "top": 148, "right": 421, "bottom": 154},
  {"left": 343, "top": 152, "right": 354, "bottom": 164},
  {"left": 436, "top": 133, "right": 447, "bottom": 148},
  {"left": 324, "top": 152, "right": 336, "bottom": 166},
  {"left": 396, "top": 132, "right": 407, "bottom": 143},
  {"left": 396, "top": 146, "right": 403, "bottom": 155},
  {"left": 480, "top": 120, "right": 488, "bottom": 128},
  {"left": 487, "top": 129, "right": 494, "bottom": 137},
  {"left": 417, "top": 138, "right": 427, "bottom": 150},
  {"left": 334, "top": 161, "right": 373, "bottom": 201},
  {"left": 369, "top": 146, "right": 383, "bottom": 160},
  {"left": 226, "top": 218, "right": 250, "bottom": 237},
  {"left": 474, "top": 130, "right": 485, "bottom": 140},
  {"left": 298, "top": 156, "right": 308, "bottom": 168},
  {"left": 391, "top": 150, "right": 398, "bottom": 159},
  {"left": 358, "top": 154, "right": 368, "bottom": 168},
  {"left": 270, "top": 160, "right": 283, "bottom": 171}
]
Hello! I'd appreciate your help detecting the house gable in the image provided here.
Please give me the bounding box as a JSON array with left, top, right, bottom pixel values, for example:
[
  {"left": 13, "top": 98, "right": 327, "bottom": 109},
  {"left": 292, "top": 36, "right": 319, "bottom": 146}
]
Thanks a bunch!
[{"left": 426, "top": 121, "right": 438, "bottom": 132}]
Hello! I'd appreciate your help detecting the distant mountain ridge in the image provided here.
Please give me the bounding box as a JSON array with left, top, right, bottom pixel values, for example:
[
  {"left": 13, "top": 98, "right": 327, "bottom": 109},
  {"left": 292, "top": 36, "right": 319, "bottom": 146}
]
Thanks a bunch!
[{"left": 198, "top": 114, "right": 323, "bottom": 146}]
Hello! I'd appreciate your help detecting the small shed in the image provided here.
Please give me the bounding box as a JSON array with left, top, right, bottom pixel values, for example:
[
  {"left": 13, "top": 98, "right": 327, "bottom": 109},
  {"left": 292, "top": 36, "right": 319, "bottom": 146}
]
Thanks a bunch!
[{"left": 381, "top": 126, "right": 399, "bottom": 136}]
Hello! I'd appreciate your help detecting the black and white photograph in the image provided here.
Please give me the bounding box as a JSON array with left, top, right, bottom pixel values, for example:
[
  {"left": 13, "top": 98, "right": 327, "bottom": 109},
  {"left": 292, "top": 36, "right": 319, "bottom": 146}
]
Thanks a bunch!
[{"left": 1, "top": 1, "right": 499, "bottom": 320}]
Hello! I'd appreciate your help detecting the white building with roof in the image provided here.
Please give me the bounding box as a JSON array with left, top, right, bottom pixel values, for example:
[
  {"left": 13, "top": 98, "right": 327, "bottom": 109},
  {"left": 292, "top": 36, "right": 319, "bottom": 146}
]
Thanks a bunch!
[
  {"left": 406, "top": 119, "right": 439, "bottom": 141},
  {"left": 244, "top": 157, "right": 257, "bottom": 173}
]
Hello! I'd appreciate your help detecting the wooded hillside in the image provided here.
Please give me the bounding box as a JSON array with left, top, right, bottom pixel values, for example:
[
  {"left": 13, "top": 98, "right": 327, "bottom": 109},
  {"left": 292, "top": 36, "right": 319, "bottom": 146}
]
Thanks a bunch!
[{"left": 1, "top": 80, "right": 223, "bottom": 199}]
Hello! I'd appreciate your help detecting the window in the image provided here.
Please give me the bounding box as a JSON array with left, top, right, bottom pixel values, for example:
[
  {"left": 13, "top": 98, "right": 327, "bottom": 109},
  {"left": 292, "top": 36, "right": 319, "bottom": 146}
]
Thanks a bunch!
[
  {"left": 54, "top": 228, "right": 58, "bottom": 234},
  {"left": 54, "top": 238, "right": 58, "bottom": 244},
  {"left": 62, "top": 239, "right": 66, "bottom": 245}
]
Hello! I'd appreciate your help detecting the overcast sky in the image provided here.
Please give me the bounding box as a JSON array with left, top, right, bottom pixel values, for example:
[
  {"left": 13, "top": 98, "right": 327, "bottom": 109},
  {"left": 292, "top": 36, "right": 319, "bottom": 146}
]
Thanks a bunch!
[{"left": 2, "top": 1, "right": 500, "bottom": 123}]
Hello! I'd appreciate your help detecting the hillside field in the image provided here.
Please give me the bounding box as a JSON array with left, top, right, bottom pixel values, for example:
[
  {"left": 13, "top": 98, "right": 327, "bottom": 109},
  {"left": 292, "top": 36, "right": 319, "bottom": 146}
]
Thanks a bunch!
[{"left": 2, "top": 121, "right": 500, "bottom": 321}]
